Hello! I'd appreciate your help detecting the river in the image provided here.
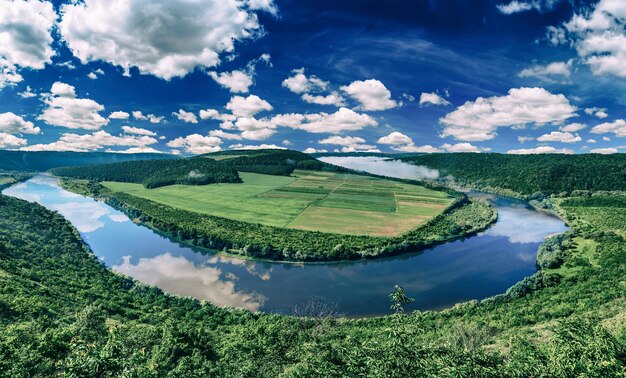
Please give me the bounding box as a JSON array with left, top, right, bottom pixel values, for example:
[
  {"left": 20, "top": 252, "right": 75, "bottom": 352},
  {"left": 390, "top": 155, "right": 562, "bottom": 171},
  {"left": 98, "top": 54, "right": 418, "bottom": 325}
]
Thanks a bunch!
[{"left": 3, "top": 157, "right": 568, "bottom": 317}]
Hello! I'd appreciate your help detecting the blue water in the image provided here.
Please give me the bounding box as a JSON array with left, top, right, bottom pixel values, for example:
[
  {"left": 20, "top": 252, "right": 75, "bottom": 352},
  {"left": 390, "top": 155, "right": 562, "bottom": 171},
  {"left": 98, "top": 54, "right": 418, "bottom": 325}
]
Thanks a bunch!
[{"left": 3, "top": 159, "right": 567, "bottom": 317}]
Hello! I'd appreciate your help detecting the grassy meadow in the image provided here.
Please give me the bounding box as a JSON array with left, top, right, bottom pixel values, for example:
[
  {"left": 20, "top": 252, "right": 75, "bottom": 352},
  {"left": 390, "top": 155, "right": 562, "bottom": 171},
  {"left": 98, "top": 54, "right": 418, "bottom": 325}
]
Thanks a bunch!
[{"left": 103, "top": 170, "right": 452, "bottom": 236}]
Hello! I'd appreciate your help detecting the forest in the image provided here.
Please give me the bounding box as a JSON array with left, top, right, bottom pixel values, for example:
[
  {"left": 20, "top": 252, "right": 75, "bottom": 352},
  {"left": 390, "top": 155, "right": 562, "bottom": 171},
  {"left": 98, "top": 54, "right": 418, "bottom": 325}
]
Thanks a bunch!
[
  {"left": 52, "top": 158, "right": 242, "bottom": 189},
  {"left": 1, "top": 184, "right": 624, "bottom": 376},
  {"left": 0, "top": 150, "right": 175, "bottom": 172},
  {"left": 400, "top": 153, "right": 626, "bottom": 196}
]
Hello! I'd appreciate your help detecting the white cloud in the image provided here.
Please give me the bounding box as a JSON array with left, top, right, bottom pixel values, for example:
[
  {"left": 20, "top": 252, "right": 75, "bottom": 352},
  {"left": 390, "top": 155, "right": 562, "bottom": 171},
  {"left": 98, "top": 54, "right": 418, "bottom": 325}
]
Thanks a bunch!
[
  {"left": 409, "top": 145, "right": 444, "bottom": 153},
  {"left": 419, "top": 92, "right": 451, "bottom": 106},
  {"left": 226, "top": 95, "right": 273, "bottom": 117},
  {"left": 319, "top": 135, "right": 376, "bottom": 151},
  {"left": 507, "top": 145, "right": 574, "bottom": 154},
  {"left": 440, "top": 87, "right": 577, "bottom": 141},
  {"left": 122, "top": 126, "right": 157, "bottom": 136},
  {"left": 209, "top": 129, "right": 242, "bottom": 140},
  {"left": 209, "top": 70, "right": 253, "bottom": 93},
  {"left": 247, "top": 0, "right": 278, "bottom": 15},
  {"left": 113, "top": 146, "right": 163, "bottom": 154},
  {"left": 109, "top": 111, "right": 130, "bottom": 120},
  {"left": 560, "top": 122, "right": 586, "bottom": 132},
  {"left": 301, "top": 92, "right": 346, "bottom": 107},
  {"left": 587, "top": 138, "right": 597, "bottom": 144},
  {"left": 59, "top": 0, "right": 275, "bottom": 80},
  {"left": 87, "top": 68, "right": 104, "bottom": 80},
  {"left": 497, "top": 1, "right": 536, "bottom": 14},
  {"left": 229, "top": 143, "right": 286, "bottom": 150},
  {"left": 303, "top": 147, "right": 327, "bottom": 154},
  {"left": 0, "top": 112, "right": 40, "bottom": 134},
  {"left": 240, "top": 128, "right": 275, "bottom": 141},
  {"left": 22, "top": 131, "right": 157, "bottom": 152},
  {"left": 166, "top": 134, "right": 223, "bottom": 154},
  {"left": 603, "top": 136, "right": 611, "bottom": 141},
  {"left": 282, "top": 68, "right": 329, "bottom": 94},
  {"left": 271, "top": 107, "right": 378, "bottom": 134},
  {"left": 38, "top": 82, "right": 109, "bottom": 130},
  {"left": 584, "top": 107, "right": 608, "bottom": 119},
  {"left": 536, "top": 131, "right": 581, "bottom": 143},
  {"left": 590, "top": 147, "right": 618, "bottom": 154},
  {"left": 281, "top": 139, "right": 292, "bottom": 146},
  {"left": 341, "top": 79, "right": 398, "bottom": 111},
  {"left": 0, "top": 0, "right": 57, "bottom": 88},
  {"left": 517, "top": 136, "right": 534, "bottom": 143},
  {"left": 0, "top": 132, "right": 27, "bottom": 148},
  {"left": 590, "top": 119, "right": 626, "bottom": 137},
  {"left": 518, "top": 60, "right": 572, "bottom": 81},
  {"left": 172, "top": 109, "right": 199, "bottom": 124},
  {"left": 564, "top": 0, "right": 626, "bottom": 77},
  {"left": 199, "top": 109, "right": 236, "bottom": 122},
  {"left": 377, "top": 132, "right": 414, "bottom": 146},
  {"left": 18, "top": 85, "right": 36, "bottom": 98},
  {"left": 441, "top": 143, "right": 489, "bottom": 153}
]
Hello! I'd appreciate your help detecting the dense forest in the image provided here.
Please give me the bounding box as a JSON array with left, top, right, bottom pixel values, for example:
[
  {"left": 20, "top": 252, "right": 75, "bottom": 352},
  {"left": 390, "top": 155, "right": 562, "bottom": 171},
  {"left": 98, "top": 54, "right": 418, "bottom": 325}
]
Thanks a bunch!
[
  {"left": 0, "top": 150, "right": 175, "bottom": 172},
  {"left": 0, "top": 187, "right": 624, "bottom": 376},
  {"left": 52, "top": 158, "right": 242, "bottom": 189},
  {"left": 400, "top": 153, "right": 626, "bottom": 196}
]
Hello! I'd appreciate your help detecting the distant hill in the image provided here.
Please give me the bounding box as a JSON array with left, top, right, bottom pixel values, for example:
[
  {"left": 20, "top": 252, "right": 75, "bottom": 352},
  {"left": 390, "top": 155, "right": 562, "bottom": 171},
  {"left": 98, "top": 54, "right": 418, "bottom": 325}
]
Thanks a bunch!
[
  {"left": 400, "top": 153, "right": 626, "bottom": 195},
  {"left": 51, "top": 157, "right": 241, "bottom": 189},
  {"left": 0, "top": 150, "right": 177, "bottom": 172}
]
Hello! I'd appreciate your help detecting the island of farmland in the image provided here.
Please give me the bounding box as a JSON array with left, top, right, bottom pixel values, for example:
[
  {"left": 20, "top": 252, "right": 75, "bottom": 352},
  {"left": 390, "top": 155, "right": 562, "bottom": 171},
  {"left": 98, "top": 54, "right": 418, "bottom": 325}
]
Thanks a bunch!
[{"left": 53, "top": 149, "right": 497, "bottom": 261}]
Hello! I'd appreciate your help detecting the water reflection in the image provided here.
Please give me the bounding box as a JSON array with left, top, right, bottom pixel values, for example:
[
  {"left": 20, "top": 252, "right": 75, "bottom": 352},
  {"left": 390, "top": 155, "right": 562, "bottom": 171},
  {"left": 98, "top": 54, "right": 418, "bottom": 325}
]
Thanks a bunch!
[
  {"left": 319, "top": 156, "right": 440, "bottom": 180},
  {"left": 3, "top": 162, "right": 568, "bottom": 317}
]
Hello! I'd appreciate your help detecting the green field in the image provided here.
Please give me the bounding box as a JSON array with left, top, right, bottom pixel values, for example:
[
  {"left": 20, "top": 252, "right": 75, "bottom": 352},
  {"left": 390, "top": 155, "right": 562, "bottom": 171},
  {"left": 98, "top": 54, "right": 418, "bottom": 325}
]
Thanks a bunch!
[{"left": 103, "top": 170, "right": 452, "bottom": 237}]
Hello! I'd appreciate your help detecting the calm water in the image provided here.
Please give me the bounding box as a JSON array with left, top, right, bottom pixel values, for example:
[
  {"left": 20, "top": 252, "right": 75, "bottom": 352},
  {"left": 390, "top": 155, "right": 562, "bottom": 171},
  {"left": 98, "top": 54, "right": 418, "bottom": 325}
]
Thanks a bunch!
[{"left": 3, "top": 159, "right": 567, "bottom": 317}]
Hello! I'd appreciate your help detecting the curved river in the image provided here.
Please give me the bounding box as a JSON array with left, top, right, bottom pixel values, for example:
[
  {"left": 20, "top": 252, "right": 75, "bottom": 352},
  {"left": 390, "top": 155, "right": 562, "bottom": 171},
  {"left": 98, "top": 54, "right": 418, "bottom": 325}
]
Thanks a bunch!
[{"left": 3, "top": 157, "right": 567, "bottom": 317}]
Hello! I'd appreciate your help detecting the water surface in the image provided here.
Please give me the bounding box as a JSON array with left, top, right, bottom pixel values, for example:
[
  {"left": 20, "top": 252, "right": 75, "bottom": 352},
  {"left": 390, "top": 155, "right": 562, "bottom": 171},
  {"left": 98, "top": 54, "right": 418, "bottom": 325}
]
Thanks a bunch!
[{"left": 3, "top": 159, "right": 567, "bottom": 317}]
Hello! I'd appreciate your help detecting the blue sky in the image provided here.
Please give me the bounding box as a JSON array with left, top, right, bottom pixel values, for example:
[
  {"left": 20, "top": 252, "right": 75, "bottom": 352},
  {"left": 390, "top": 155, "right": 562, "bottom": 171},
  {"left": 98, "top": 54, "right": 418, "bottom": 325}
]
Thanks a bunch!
[{"left": 0, "top": 0, "right": 625, "bottom": 155}]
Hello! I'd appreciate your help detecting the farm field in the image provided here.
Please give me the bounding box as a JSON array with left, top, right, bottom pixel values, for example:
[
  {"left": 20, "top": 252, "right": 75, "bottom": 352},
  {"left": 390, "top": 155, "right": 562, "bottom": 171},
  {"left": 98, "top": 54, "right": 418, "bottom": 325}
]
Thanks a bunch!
[{"left": 102, "top": 170, "right": 453, "bottom": 236}]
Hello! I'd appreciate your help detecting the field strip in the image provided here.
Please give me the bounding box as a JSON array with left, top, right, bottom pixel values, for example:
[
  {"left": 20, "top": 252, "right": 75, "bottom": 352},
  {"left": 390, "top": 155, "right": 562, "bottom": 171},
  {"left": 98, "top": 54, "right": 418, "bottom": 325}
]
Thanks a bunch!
[{"left": 283, "top": 176, "right": 346, "bottom": 228}]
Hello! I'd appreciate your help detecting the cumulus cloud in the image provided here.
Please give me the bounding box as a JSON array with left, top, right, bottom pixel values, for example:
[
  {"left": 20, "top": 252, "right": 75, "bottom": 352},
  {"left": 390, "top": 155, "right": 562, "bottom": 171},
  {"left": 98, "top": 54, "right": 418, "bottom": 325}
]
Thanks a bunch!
[
  {"left": 377, "top": 132, "right": 414, "bottom": 146},
  {"left": 59, "top": 0, "right": 275, "bottom": 80},
  {"left": 564, "top": 0, "right": 626, "bottom": 77},
  {"left": 560, "top": 122, "right": 586, "bottom": 132},
  {"left": 0, "top": 0, "right": 57, "bottom": 88},
  {"left": 38, "top": 82, "right": 109, "bottom": 130},
  {"left": 208, "top": 54, "right": 271, "bottom": 93},
  {"left": 376, "top": 132, "right": 487, "bottom": 153},
  {"left": 419, "top": 92, "right": 451, "bottom": 106},
  {"left": 172, "top": 109, "right": 199, "bottom": 124},
  {"left": 109, "top": 111, "right": 130, "bottom": 120},
  {"left": 536, "top": 131, "right": 581, "bottom": 143},
  {"left": 319, "top": 135, "right": 377, "bottom": 152},
  {"left": 441, "top": 143, "right": 489, "bottom": 153},
  {"left": 132, "top": 111, "right": 164, "bottom": 123},
  {"left": 113, "top": 146, "right": 163, "bottom": 154},
  {"left": 584, "top": 107, "right": 608, "bottom": 119},
  {"left": 0, "top": 112, "right": 40, "bottom": 134},
  {"left": 497, "top": 1, "right": 536, "bottom": 14},
  {"left": 122, "top": 126, "right": 156, "bottom": 136},
  {"left": 303, "top": 147, "right": 327, "bottom": 154},
  {"left": 518, "top": 60, "right": 572, "bottom": 81},
  {"left": 271, "top": 107, "right": 378, "bottom": 134},
  {"left": 199, "top": 109, "right": 237, "bottom": 122},
  {"left": 282, "top": 68, "right": 329, "bottom": 94},
  {"left": 166, "top": 134, "right": 223, "bottom": 154},
  {"left": 0, "top": 132, "right": 27, "bottom": 148},
  {"left": 22, "top": 131, "right": 157, "bottom": 152},
  {"left": 229, "top": 143, "right": 286, "bottom": 150},
  {"left": 87, "top": 68, "right": 104, "bottom": 80},
  {"left": 209, "top": 129, "right": 242, "bottom": 140},
  {"left": 18, "top": 85, "right": 36, "bottom": 99},
  {"left": 590, "top": 119, "right": 626, "bottom": 137},
  {"left": 301, "top": 92, "right": 346, "bottom": 107},
  {"left": 440, "top": 87, "right": 577, "bottom": 141},
  {"left": 507, "top": 145, "right": 574, "bottom": 154},
  {"left": 226, "top": 95, "right": 273, "bottom": 117},
  {"left": 590, "top": 147, "right": 618, "bottom": 154},
  {"left": 341, "top": 79, "right": 398, "bottom": 111}
]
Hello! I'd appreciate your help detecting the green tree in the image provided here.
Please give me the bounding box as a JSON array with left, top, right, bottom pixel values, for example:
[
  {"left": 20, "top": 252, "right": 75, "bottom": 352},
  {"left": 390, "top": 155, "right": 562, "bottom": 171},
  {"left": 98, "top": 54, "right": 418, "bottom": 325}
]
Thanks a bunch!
[{"left": 389, "top": 285, "right": 415, "bottom": 314}]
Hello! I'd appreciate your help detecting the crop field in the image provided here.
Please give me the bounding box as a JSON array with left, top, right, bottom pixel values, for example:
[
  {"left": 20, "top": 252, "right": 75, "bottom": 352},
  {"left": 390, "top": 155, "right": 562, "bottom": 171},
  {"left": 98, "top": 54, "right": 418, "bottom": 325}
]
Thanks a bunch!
[{"left": 103, "top": 170, "right": 453, "bottom": 236}]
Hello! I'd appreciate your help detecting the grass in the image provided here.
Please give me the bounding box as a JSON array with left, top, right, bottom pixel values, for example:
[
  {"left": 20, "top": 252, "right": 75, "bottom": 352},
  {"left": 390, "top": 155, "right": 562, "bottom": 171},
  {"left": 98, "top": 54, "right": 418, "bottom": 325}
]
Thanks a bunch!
[{"left": 102, "top": 170, "right": 453, "bottom": 237}]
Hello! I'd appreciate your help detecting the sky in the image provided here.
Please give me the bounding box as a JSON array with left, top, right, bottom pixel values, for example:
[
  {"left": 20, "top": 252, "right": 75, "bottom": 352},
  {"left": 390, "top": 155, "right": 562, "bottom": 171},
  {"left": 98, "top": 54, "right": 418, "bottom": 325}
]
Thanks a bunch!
[{"left": 0, "top": 0, "right": 625, "bottom": 155}]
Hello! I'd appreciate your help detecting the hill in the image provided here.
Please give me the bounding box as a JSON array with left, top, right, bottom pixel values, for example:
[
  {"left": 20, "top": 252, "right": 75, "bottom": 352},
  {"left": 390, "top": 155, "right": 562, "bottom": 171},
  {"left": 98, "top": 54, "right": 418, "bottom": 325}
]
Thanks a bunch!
[
  {"left": 51, "top": 157, "right": 242, "bottom": 189},
  {"left": 0, "top": 150, "right": 177, "bottom": 172},
  {"left": 400, "top": 153, "right": 626, "bottom": 196}
]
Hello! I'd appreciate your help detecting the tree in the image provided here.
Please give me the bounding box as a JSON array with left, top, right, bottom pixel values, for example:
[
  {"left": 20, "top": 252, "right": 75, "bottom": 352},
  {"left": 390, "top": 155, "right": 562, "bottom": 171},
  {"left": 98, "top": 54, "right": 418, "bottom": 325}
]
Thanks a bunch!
[{"left": 389, "top": 285, "right": 414, "bottom": 314}]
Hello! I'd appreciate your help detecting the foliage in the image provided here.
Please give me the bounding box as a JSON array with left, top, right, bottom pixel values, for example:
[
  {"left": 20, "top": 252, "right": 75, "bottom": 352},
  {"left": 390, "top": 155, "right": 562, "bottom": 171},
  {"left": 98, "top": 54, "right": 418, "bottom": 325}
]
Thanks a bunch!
[
  {"left": 52, "top": 157, "right": 242, "bottom": 189},
  {"left": 0, "top": 186, "right": 625, "bottom": 376},
  {"left": 400, "top": 153, "right": 626, "bottom": 196},
  {"left": 0, "top": 150, "right": 175, "bottom": 172},
  {"left": 389, "top": 285, "right": 415, "bottom": 313}
]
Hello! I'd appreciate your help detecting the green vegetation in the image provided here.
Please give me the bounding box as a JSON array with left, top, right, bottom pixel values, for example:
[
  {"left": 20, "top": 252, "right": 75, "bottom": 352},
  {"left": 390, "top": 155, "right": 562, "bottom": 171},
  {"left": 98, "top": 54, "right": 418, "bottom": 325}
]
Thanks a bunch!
[
  {"left": 0, "top": 171, "right": 33, "bottom": 190},
  {"left": 0, "top": 150, "right": 176, "bottom": 172},
  {"left": 400, "top": 153, "right": 626, "bottom": 196},
  {"left": 1, "top": 188, "right": 624, "bottom": 376},
  {"left": 102, "top": 170, "right": 453, "bottom": 236},
  {"left": 62, "top": 176, "right": 494, "bottom": 261},
  {"left": 52, "top": 157, "right": 242, "bottom": 189}
]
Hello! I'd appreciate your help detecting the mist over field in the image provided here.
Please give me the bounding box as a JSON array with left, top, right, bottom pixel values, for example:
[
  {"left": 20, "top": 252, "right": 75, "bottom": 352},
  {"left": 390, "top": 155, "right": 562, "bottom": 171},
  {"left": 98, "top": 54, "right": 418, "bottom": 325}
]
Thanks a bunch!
[{"left": 319, "top": 156, "right": 440, "bottom": 180}]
